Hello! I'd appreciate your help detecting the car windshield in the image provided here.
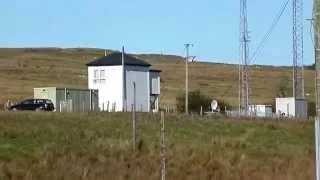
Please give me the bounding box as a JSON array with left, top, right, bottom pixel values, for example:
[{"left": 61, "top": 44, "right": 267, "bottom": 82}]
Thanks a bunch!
[{"left": 21, "top": 100, "right": 34, "bottom": 104}]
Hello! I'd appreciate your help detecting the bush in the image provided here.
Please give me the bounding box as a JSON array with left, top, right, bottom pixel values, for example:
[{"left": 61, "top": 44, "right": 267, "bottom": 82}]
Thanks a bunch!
[
  {"left": 176, "top": 90, "right": 231, "bottom": 114},
  {"left": 308, "top": 101, "right": 316, "bottom": 117},
  {"left": 176, "top": 90, "right": 211, "bottom": 113},
  {"left": 217, "top": 99, "right": 231, "bottom": 114}
]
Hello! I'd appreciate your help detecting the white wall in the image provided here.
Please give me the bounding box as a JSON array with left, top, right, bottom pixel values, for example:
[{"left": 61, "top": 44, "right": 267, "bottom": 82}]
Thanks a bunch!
[
  {"left": 276, "top": 98, "right": 308, "bottom": 118},
  {"left": 276, "top": 97, "right": 295, "bottom": 117},
  {"left": 88, "top": 66, "right": 123, "bottom": 111},
  {"left": 124, "top": 66, "right": 150, "bottom": 112},
  {"left": 88, "top": 65, "right": 152, "bottom": 112},
  {"left": 34, "top": 87, "right": 57, "bottom": 111}
]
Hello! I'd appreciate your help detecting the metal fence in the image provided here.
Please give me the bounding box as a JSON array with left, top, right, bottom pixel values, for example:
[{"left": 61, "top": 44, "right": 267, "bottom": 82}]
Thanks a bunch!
[
  {"left": 226, "top": 110, "right": 310, "bottom": 120},
  {"left": 59, "top": 99, "right": 73, "bottom": 112},
  {"left": 159, "top": 104, "right": 177, "bottom": 113}
]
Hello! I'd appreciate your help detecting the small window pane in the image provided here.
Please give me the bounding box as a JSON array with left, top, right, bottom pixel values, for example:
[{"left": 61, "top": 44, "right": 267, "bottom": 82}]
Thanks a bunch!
[
  {"left": 94, "top": 70, "right": 99, "bottom": 78},
  {"left": 100, "top": 79, "right": 106, "bottom": 84},
  {"left": 100, "top": 70, "right": 105, "bottom": 78}
]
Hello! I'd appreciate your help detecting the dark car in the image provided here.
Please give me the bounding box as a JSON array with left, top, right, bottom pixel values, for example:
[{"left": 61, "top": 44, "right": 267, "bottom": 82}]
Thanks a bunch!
[{"left": 9, "top": 99, "right": 55, "bottom": 111}]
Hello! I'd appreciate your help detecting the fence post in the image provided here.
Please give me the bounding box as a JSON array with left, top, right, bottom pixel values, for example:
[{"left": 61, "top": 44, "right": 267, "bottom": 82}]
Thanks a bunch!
[
  {"left": 315, "top": 118, "right": 320, "bottom": 180},
  {"left": 132, "top": 104, "right": 136, "bottom": 152},
  {"left": 89, "top": 90, "right": 92, "bottom": 111},
  {"left": 160, "top": 111, "right": 166, "bottom": 180},
  {"left": 132, "top": 82, "right": 137, "bottom": 152}
]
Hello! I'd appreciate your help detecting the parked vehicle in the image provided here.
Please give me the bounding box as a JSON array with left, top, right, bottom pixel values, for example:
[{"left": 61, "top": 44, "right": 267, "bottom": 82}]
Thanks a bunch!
[{"left": 9, "top": 99, "right": 55, "bottom": 111}]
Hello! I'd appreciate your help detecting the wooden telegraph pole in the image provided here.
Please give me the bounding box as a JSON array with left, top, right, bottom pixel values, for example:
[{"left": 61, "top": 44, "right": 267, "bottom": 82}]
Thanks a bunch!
[
  {"left": 160, "top": 111, "right": 166, "bottom": 180},
  {"left": 132, "top": 82, "right": 136, "bottom": 152}
]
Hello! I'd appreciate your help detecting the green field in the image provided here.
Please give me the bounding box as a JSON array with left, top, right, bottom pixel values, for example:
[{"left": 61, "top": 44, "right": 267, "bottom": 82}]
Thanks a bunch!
[{"left": 0, "top": 112, "right": 315, "bottom": 179}]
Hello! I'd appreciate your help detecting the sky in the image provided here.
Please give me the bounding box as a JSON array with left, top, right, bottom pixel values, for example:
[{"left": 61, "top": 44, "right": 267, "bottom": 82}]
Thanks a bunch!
[{"left": 0, "top": 0, "right": 315, "bottom": 65}]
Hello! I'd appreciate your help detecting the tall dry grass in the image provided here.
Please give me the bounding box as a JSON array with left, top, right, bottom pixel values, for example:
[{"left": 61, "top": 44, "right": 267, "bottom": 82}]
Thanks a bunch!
[{"left": 0, "top": 112, "right": 315, "bottom": 179}]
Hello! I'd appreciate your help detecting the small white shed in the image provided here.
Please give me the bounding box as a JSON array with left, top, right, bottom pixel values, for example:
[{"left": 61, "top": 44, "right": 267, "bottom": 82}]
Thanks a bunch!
[
  {"left": 87, "top": 51, "right": 161, "bottom": 112},
  {"left": 275, "top": 97, "right": 308, "bottom": 118}
]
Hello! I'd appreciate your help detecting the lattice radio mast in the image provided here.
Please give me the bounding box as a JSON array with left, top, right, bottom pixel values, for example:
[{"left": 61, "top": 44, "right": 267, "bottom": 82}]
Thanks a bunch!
[
  {"left": 239, "top": 0, "right": 250, "bottom": 114},
  {"left": 292, "top": 0, "right": 304, "bottom": 99}
]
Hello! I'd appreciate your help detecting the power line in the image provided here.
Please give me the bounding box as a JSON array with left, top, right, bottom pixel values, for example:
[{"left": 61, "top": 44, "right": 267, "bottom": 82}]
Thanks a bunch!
[
  {"left": 307, "top": 19, "right": 316, "bottom": 49},
  {"left": 250, "top": 0, "right": 290, "bottom": 64}
]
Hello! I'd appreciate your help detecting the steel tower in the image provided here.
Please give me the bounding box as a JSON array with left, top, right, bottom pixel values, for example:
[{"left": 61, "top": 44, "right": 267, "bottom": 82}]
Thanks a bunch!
[
  {"left": 239, "top": 0, "right": 250, "bottom": 114},
  {"left": 292, "top": 0, "right": 304, "bottom": 99}
]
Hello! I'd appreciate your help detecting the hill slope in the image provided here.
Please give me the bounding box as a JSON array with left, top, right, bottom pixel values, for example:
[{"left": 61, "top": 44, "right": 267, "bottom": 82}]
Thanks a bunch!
[{"left": 0, "top": 48, "right": 315, "bottom": 110}]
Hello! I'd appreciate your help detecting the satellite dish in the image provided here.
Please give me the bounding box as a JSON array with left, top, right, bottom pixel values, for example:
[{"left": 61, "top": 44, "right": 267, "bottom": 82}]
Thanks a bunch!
[{"left": 211, "top": 100, "right": 218, "bottom": 112}]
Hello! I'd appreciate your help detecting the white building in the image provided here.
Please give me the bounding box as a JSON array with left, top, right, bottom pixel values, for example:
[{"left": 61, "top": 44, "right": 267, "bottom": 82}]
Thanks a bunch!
[
  {"left": 275, "top": 97, "right": 308, "bottom": 118},
  {"left": 87, "top": 52, "right": 161, "bottom": 112},
  {"left": 249, "top": 105, "right": 273, "bottom": 117}
]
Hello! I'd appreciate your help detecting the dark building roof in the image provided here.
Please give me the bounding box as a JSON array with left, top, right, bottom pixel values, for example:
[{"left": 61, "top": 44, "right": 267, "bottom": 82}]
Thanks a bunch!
[
  {"left": 86, "top": 52, "right": 151, "bottom": 67},
  {"left": 149, "top": 68, "right": 162, "bottom": 72}
]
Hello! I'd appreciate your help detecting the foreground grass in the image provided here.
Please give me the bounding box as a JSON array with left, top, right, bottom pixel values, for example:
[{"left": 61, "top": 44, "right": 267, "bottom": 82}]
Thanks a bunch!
[{"left": 0, "top": 112, "right": 315, "bottom": 179}]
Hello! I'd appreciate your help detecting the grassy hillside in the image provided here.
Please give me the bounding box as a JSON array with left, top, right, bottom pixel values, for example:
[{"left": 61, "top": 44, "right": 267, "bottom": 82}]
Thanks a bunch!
[
  {"left": 0, "top": 112, "right": 314, "bottom": 179},
  {"left": 0, "top": 48, "right": 315, "bottom": 110}
]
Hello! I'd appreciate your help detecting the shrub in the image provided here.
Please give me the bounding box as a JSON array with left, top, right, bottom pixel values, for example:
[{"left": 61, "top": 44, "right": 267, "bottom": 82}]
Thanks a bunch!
[
  {"left": 176, "top": 90, "right": 211, "bottom": 113},
  {"left": 308, "top": 101, "right": 316, "bottom": 117},
  {"left": 217, "top": 99, "right": 231, "bottom": 114},
  {"left": 176, "top": 90, "right": 231, "bottom": 114}
]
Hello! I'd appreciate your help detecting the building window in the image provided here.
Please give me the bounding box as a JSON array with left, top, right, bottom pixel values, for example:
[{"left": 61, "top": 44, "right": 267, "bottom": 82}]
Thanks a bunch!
[
  {"left": 93, "top": 69, "right": 106, "bottom": 84},
  {"left": 100, "top": 79, "right": 106, "bottom": 84},
  {"left": 94, "top": 70, "right": 99, "bottom": 79},
  {"left": 100, "top": 70, "right": 105, "bottom": 78}
]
